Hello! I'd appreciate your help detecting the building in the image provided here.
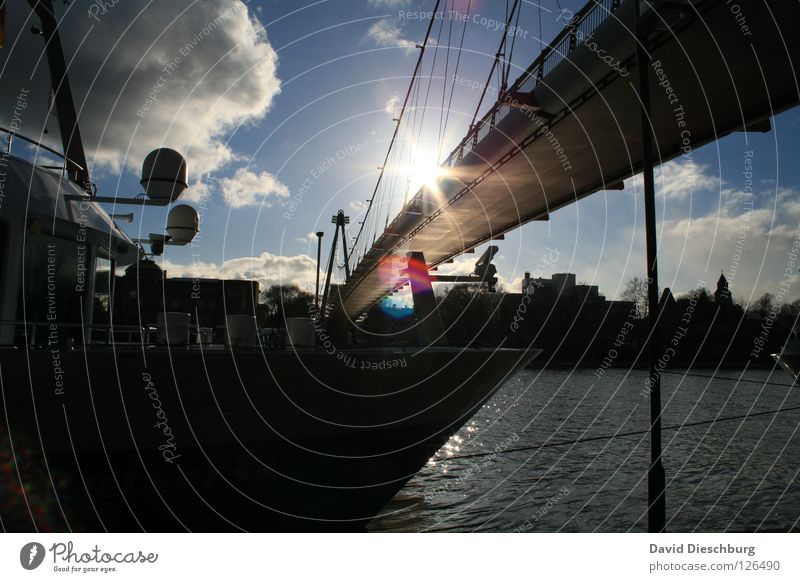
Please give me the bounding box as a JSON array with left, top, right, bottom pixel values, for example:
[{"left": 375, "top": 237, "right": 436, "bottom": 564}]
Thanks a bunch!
[
  {"left": 520, "top": 271, "right": 629, "bottom": 313},
  {"left": 714, "top": 271, "right": 733, "bottom": 308},
  {"left": 508, "top": 272, "right": 638, "bottom": 360},
  {"left": 111, "top": 260, "right": 259, "bottom": 342}
]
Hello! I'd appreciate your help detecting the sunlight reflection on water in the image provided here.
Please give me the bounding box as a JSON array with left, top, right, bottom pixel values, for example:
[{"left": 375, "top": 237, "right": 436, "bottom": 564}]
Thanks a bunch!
[{"left": 370, "top": 368, "right": 800, "bottom": 532}]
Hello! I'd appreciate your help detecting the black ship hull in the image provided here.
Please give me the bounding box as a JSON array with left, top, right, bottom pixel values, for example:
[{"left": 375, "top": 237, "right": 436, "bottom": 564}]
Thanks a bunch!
[{"left": 0, "top": 346, "right": 538, "bottom": 531}]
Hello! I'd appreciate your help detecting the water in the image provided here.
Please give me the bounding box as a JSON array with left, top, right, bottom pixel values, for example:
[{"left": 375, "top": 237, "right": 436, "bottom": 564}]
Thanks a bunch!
[{"left": 369, "top": 368, "right": 800, "bottom": 532}]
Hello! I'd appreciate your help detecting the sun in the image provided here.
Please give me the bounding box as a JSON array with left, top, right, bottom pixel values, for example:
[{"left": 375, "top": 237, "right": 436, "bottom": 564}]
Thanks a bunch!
[{"left": 405, "top": 160, "right": 448, "bottom": 195}]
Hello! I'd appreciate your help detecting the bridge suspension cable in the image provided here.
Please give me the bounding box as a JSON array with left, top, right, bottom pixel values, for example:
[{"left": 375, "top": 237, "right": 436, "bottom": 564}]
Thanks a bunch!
[
  {"left": 383, "top": 5, "right": 449, "bottom": 232},
  {"left": 352, "top": 0, "right": 527, "bottom": 274},
  {"left": 348, "top": 0, "right": 443, "bottom": 268},
  {"left": 468, "top": 0, "right": 521, "bottom": 131},
  {"left": 438, "top": 0, "right": 472, "bottom": 161},
  {"left": 501, "top": 0, "right": 523, "bottom": 91}
]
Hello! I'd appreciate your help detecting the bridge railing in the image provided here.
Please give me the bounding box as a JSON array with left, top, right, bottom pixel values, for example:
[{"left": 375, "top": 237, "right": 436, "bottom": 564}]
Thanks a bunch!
[{"left": 442, "top": 0, "right": 623, "bottom": 169}]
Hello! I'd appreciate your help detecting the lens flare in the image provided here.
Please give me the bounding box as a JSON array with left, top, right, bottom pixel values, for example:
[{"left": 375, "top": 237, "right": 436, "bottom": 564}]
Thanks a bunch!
[
  {"left": 408, "top": 162, "right": 447, "bottom": 193},
  {"left": 379, "top": 296, "right": 414, "bottom": 319}
]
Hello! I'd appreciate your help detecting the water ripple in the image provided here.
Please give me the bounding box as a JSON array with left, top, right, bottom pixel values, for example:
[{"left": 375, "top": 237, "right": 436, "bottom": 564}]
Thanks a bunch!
[{"left": 369, "top": 368, "right": 800, "bottom": 532}]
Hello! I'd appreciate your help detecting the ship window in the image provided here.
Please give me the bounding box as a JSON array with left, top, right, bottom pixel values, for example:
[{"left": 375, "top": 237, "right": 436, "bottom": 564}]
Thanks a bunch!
[{"left": 17, "top": 232, "right": 86, "bottom": 344}]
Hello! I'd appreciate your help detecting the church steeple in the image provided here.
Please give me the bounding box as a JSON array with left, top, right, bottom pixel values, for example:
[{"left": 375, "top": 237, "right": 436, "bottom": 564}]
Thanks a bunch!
[{"left": 715, "top": 270, "right": 732, "bottom": 307}]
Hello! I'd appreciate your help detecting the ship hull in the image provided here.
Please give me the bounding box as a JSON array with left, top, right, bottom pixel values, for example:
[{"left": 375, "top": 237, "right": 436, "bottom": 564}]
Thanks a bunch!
[{"left": 0, "top": 346, "right": 537, "bottom": 531}]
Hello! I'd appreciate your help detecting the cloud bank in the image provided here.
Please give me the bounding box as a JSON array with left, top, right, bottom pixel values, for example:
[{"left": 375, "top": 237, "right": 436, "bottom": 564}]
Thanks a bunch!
[
  {"left": 161, "top": 251, "right": 319, "bottom": 292},
  {"left": 1, "top": 0, "right": 281, "bottom": 206}
]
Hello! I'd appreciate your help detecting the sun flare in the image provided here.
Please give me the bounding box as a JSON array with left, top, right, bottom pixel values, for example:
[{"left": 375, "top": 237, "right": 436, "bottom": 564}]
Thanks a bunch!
[{"left": 405, "top": 160, "right": 448, "bottom": 194}]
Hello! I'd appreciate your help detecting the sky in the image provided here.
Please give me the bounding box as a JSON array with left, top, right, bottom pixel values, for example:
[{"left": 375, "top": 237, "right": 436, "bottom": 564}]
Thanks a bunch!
[{"left": 2, "top": 0, "right": 800, "bottom": 306}]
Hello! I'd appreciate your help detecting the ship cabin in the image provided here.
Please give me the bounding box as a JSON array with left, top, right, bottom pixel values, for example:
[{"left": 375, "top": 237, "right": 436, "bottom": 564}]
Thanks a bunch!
[
  {"left": 0, "top": 149, "right": 260, "bottom": 349},
  {"left": 0, "top": 151, "right": 139, "bottom": 347}
]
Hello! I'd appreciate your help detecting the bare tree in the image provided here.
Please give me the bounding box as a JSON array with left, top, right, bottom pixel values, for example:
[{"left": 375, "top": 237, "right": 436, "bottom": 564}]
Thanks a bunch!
[{"left": 621, "top": 276, "right": 648, "bottom": 319}]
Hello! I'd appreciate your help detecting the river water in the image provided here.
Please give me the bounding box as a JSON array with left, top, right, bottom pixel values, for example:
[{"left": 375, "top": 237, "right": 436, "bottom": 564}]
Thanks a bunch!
[{"left": 369, "top": 368, "right": 800, "bottom": 532}]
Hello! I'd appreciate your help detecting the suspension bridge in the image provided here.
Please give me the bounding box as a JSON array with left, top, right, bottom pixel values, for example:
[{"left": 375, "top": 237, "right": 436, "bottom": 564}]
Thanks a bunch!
[{"left": 320, "top": 0, "right": 800, "bottom": 325}]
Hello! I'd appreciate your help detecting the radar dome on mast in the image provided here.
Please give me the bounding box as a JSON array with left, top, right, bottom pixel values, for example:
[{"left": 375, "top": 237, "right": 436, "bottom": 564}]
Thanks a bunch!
[
  {"left": 140, "top": 148, "right": 188, "bottom": 203},
  {"left": 166, "top": 204, "right": 199, "bottom": 245}
]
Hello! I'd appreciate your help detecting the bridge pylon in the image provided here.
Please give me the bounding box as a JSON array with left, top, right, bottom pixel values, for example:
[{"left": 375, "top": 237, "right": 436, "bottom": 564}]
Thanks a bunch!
[{"left": 406, "top": 252, "right": 447, "bottom": 347}]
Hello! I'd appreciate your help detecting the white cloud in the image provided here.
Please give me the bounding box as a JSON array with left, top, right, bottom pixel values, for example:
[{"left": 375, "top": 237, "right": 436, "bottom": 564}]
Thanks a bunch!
[
  {"left": 434, "top": 252, "right": 520, "bottom": 292},
  {"left": 365, "top": 19, "right": 416, "bottom": 49},
  {"left": 626, "top": 159, "right": 718, "bottom": 200},
  {"left": 435, "top": 255, "right": 473, "bottom": 277},
  {"left": 294, "top": 232, "right": 321, "bottom": 243},
  {"left": 385, "top": 96, "right": 401, "bottom": 118},
  {"left": 161, "top": 251, "right": 319, "bottom": 292},
  {"left": 218, "top": 168, "right": 289, "bottom": 208},
  {"left": 585, "top": 172, "right": 800, "bottom": 305},
  {"left": 181, "top": 178, "right": 213, "bottom": 204},
  {"left": 1, "top": 0, "right": 281, "bottom": 184},
  {"left": 350, "top": 199, "right": 369, "bottom": 212},
  {"left": 654, "top": 186, "right": 800, "bottom": 304}
]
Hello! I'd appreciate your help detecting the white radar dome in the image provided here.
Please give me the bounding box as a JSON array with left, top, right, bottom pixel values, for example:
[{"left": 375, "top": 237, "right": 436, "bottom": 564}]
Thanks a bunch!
[
  {"left": 166, "top": 204, "right": 199, "bottom": 245},
  {"left": 141, "top": 148, "right": 188, "bottom": 203}
]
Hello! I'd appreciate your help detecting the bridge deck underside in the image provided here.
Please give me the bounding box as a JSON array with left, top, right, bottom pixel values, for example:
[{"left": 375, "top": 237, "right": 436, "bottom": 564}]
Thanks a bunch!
[{"left": 338, "top": 0, "right": 800, "bottom": 321}]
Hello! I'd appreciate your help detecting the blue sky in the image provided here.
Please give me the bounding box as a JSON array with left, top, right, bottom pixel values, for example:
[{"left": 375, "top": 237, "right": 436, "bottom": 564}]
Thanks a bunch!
[{"left": 3, "top": 0, "right": 800, "bottom": 304}]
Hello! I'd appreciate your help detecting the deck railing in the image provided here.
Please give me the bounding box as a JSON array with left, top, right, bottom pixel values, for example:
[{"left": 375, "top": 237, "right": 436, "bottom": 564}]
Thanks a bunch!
[
  {"left": 0, "top": 126, "right": 84, "bottom": 178},
  {"left": 0, "top": 320, "right": 152, "bottom": 347},
  {"left": 0, "top": 321, "right": 289, "bottom": 351}
]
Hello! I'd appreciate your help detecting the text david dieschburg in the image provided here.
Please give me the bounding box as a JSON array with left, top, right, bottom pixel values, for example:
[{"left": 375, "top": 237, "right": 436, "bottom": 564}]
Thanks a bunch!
[{"left": 650, "top": 543, "right": 755, "bottom": 557}]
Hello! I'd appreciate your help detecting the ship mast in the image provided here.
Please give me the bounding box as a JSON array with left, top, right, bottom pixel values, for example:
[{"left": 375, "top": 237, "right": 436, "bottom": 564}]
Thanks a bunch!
[{"left": 27, "top": 0, "right": 91, "bottom": 190}]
